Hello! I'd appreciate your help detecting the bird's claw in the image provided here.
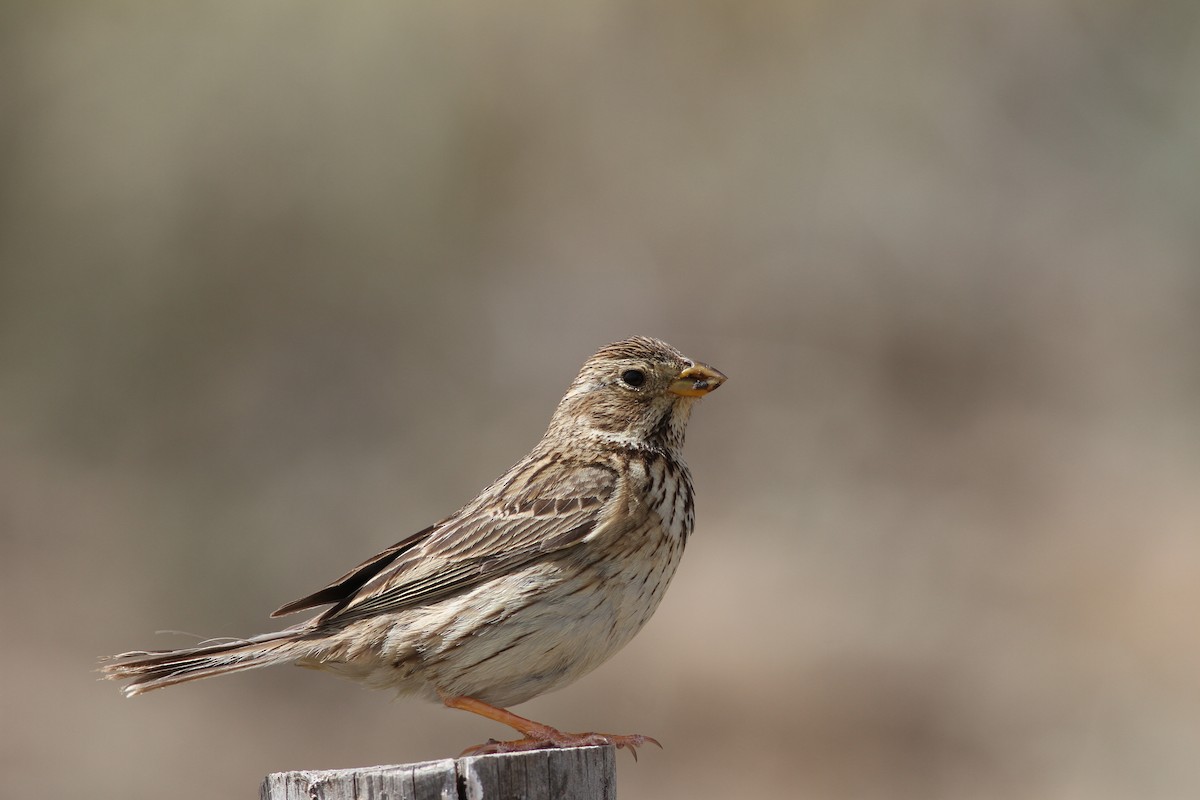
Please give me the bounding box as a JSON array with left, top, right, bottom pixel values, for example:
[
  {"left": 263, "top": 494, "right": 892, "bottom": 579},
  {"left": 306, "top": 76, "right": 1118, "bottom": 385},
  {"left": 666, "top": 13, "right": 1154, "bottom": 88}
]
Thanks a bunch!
[{"left": 461, "top": 730, "right": 661, "bottom": 760}]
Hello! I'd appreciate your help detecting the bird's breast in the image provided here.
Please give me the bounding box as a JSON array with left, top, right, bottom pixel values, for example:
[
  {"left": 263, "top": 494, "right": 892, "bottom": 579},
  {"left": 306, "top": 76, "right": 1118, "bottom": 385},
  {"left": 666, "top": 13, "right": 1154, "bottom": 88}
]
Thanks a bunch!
[{"left": 626, "top": 451, "right": 695, "bottom": 545}]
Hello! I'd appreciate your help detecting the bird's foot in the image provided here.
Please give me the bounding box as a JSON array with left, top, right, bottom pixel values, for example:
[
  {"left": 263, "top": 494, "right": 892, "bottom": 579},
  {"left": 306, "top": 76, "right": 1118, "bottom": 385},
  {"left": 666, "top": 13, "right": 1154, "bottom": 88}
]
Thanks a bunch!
[
  {"left": 461, "top": 727, "right": 661, "bottom": 760},
  {"left": 441, "top": 692, "right": 661, "bottom": 760}
]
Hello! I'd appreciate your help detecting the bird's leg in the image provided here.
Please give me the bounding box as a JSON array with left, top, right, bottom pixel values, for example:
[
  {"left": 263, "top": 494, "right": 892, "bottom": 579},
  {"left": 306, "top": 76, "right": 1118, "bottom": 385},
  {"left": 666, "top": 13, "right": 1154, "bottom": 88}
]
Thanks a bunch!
[{"left": 439, "top": 693, "right": 661, "bottom": 759}]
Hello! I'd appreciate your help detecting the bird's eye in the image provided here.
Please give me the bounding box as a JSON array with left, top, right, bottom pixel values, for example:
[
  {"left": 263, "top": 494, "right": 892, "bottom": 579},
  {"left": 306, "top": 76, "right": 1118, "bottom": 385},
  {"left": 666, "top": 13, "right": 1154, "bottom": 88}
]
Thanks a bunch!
[{"left": 621, "top": 369, "right": 646, "bottom": 388}]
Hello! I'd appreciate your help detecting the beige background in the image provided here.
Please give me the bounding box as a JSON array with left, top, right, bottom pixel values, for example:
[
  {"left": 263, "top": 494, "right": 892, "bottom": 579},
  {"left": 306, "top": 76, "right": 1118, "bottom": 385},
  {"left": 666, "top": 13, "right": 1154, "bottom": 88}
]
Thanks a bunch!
[{"left": 4, "top": 3, "right": 1199, "bottom": 799}]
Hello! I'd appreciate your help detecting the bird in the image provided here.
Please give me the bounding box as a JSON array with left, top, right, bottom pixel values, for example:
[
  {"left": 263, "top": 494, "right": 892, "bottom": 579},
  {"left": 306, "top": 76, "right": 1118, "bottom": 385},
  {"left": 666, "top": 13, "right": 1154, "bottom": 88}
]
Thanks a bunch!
[{"left": 102, "top": 335, "right": 725, "bottom": 757}]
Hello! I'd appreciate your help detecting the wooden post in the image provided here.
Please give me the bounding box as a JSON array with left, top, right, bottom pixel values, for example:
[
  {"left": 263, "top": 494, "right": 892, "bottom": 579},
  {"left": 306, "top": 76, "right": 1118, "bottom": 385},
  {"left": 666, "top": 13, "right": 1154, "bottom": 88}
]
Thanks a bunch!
[{"left": 260, "top": 745, "right": 616, "bottom": 800}]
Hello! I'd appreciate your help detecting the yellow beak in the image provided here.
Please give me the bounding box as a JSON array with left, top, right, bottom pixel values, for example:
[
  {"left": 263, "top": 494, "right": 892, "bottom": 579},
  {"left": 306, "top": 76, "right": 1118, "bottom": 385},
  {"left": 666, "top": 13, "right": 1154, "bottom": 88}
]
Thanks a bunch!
[{"left": 668, "top": 363, "right": 727, "bottom": 397}]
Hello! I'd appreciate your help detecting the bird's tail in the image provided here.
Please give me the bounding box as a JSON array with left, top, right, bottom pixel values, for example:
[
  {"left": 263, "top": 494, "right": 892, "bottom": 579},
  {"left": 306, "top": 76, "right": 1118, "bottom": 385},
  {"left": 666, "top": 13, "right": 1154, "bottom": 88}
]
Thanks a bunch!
[{"left": 101, "top": 629, "right": 305, "bottom": 697}]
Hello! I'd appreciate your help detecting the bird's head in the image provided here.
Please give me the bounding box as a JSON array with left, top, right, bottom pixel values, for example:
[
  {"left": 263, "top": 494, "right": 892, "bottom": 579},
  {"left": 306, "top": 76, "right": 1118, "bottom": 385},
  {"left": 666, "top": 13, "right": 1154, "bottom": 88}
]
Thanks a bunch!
[{"left": 546, "top": 336, "right": 726, "bottom": 454}]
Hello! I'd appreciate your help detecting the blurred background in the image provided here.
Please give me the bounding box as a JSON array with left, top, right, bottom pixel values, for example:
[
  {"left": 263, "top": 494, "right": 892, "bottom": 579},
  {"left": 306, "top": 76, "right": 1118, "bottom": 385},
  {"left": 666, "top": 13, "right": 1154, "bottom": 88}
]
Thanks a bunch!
[{"left": 4, "top": 2, "right": 1200, "bottom": 798}]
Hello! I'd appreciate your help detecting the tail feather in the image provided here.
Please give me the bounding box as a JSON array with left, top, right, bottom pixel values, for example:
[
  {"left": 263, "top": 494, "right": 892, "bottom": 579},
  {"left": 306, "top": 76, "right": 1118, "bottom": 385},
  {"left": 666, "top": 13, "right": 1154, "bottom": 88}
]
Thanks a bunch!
[{"left": 101, "top": 630, "right": 303, "bottom": 697}]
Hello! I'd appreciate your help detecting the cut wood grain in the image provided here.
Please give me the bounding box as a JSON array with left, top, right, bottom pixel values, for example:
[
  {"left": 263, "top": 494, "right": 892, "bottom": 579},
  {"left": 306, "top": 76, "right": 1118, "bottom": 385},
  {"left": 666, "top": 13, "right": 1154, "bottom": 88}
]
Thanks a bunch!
[{"left": 260, "top": 745, "right": 616, "bottom": 800}]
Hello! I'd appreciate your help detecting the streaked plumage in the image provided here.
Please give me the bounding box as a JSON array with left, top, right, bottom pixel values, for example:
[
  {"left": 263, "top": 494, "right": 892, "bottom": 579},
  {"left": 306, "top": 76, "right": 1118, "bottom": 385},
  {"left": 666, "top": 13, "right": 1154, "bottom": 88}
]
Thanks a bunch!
[{"left": 102, "top": 336, "right": 725, "bottom": 755}]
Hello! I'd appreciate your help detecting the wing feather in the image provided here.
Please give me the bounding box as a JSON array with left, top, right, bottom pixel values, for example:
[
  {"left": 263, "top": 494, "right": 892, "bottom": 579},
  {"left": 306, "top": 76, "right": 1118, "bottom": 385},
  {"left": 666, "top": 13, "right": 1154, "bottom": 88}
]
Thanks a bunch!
[
  {"left": 286, "top": 458, "right": 619, "bottom": 626},
  {"left": 271, "top": 525, "right": 438, "bottom": 617}
]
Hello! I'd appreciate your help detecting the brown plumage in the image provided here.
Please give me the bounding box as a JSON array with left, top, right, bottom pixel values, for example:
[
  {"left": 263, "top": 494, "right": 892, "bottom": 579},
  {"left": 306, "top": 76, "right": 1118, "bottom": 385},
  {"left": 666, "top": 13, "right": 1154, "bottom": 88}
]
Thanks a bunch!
[{"left": 101, "top": 336, "right": 725, "bottom": 756}]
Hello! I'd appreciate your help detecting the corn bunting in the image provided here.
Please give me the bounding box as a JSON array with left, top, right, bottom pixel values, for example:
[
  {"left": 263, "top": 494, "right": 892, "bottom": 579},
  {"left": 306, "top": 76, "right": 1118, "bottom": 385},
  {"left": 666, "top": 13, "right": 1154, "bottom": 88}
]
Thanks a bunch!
[{"left": 103, "top": 336, "right": 725, "bottom": 756}]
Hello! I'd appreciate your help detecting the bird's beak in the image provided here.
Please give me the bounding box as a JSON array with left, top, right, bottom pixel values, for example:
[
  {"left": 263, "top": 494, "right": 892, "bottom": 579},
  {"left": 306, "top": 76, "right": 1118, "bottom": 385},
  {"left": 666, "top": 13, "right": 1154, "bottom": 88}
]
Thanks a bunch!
[{"left": 668, "top": 363, "right": 727, "bottom": 397}]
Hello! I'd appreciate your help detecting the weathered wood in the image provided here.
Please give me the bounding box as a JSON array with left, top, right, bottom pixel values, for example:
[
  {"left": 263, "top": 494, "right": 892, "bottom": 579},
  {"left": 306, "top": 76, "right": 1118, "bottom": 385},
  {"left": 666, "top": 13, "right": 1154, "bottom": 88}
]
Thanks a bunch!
[{"left": 260, "top": 745, "right": 616, "bottom": 800}]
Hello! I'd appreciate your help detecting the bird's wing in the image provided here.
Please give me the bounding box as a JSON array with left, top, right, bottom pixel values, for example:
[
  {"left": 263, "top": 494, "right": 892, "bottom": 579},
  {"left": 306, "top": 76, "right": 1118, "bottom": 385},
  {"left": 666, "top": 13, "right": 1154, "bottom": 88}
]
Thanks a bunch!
[
  {"left": 281, "top": 458, "right": 619, "bottom": 625},
  {"left": 270, "top": 525, "right": 437, "bottom": 617}
]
